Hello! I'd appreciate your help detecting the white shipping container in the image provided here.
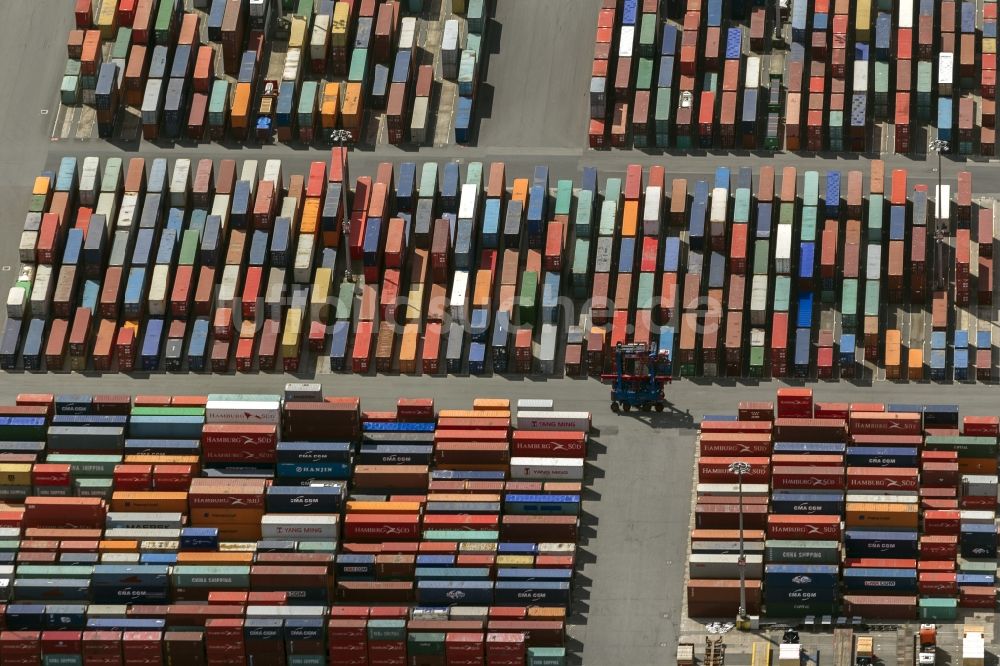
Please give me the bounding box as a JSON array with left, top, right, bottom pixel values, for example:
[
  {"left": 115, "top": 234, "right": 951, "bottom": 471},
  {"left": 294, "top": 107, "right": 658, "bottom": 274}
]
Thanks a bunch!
[
  {"left": 169, "top": 158, "right": 190, "bottom": 208},
  {"left": 750, "top": 275, "right": 769, "bottom": 325},
  {"left": 280, "top": 197, "right": 298, "bottom": 225},
  {"left": 148, "top": 264, "right": 170, "bottom": 316},
  {"left": 775, "top": 225, "right": 793, "bottom": 274},
  {"left": 116, "top": 193, "right": 138, "bottom": 230},
  {"left": 618, "top": 26, "right": 635, "bottom": 58},
  {"left": 19, "top": 231, "right": 38, "bottom": 263},
  {"left": 509, "top": 457, "right": 585, "bottom": 481},
  {"left": 516, "top": 398, "right": 554, "bottom": 411},
  {"left": 263, "top": 159, "right": 283, "bottom": 190},
  {"left": 261, "top": 514, "right": 338, "bottom": 540},
  {"left": 458, "top": 183, "right": 479, "bottom": 220},
  {"left": 399, "top": 17, "right": 417, "bottom": 51},
  {"left": 217, "top": 264, "right": 240, "bottom": 308},
  {"left": 959, "top": 509, "right": 995, "bottom": 524},
  {"left": 852, "top": 62, "right": 868, "bottom": 94},
  {"left": 205, "top": 399, "right": 281, "bottom": 423},
  {"left": 845, "top": 493, "right": 917, "bottom": 504},
  {"left": 29, "top": 265, "right": 53, "bottom": 318},
  {"left": 643, "top": 186, "right": 662, "bottom": 236},
  {"left": 537, "top": 323, "right": 557, "bottom": 375},
  {"left": 537, "top": 543, "right": 576, "bottom": 556},
  {"left": 6, "top": 287, "right": 26, "bottom": 319},
  {"left": 897, "top": 0, "right": 913, "bottom": 28},
  {"left": 283, "top": 48, "right": 302, "bottom": 83},
  {"left": 211, "top": 194, "right": 231, "bottom": 230},
  {"left": 104, "top": 528, "right": 182, "bottom": 541},
  {"left": 696, "top": 482, "right": 771, "bottom": 497},
  {"left": 961, "top": 474, "right": 998, "bottom": 497},
  {"left": 106, "top": 512, "right": 185, "bottom": 529},
  {"left": 750, "top": 327, "right": 766, "bottom": 348},
  {"left": 103, "top": 553, "right": 141, "bottom": 563},
  {"left": 246, "top": 605, "right": 330, "bottom": 619},
  {"left": 293, "top": 234, "right": 315, "bottom": 284},
  {"left": 141, "top": 78, "right": 163, "bottom": 125},
  {"left": 688, "top": 553, "right": 764, "bottom": 579},
  {"left": 938, "top": 53, "right": 954, "bottom": 93},
  {"left": 962, "top": 634, "right": 984, "bottom": 666},
  {"left": 865, "top": 245, "right": 882, "bottom": 280},
  {"left": 410, "top": 96, "right": 429, "bottom": 144},
  {"left": 934, "top": 184, "right": 951, "bottom": 220},
  {"left": 515, "top": 410, "right": 591, "bottom": 431},
  {"left": 96, "top": 192, "right": 118, "bottom": 230},
  {"left": 283, "top": 382, "right": 323, "bottom": 402},
  {"left": 710, "top": 187, "right": 728, "bottom": 223},
  {"left": 745, "top": 56, "right": 761, "bottom": 89},
  {"left": 310, "top": 14, "right": 330, "bottom": 61},
  {"left": 240, "top": 160, "right": 259, "bottom": 187},
  {"left": 442, "top": 20, "right": 461, "bottom": 60},
  {"left": 81, "top": 156, "right": 101, "bottom": 205},
  {"left": 450, "top": 270, "right": 470, "bottom": 324}
]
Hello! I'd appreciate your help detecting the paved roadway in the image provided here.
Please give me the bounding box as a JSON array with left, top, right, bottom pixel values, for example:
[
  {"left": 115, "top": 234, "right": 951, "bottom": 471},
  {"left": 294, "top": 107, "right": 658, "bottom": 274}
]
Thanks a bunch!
[{"left": 4, "top": 2, "right": 1000, "bottom": 664}]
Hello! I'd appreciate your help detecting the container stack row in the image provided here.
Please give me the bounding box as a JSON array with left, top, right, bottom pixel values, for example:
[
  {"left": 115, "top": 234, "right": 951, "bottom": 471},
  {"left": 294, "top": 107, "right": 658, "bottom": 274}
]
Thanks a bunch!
[
  {"left": 442, "top": 0, "right": 489, "bottom": 144},
  {"left": 64, "top": 0, "right": 470, "bottom": 146},
  {"left": 688, "top": 388, "right": 999, "bottom": 620},
  {"left": 6, "top": 157, "right": 997, "bottom": 382},
  {"left": 589, "top": 0, "right": 1000, "bottom": 155},
  {"left": 0, "top": 390, "right": 586, "bottom": 665}
]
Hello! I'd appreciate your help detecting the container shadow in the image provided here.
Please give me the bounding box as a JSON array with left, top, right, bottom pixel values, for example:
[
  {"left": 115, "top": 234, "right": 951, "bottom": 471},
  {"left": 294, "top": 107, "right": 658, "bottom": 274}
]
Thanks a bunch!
[
  {"left": 583, "top": 463, "right": 605, "bottom": 481},
  {"left": 581, "top": 487, "right": 602, "bottom": 502},
  {"left": 585, "top": 439, "right": 607, "bottom": 459},
  {"left": 466, "top": 16, "right": 502, "bottom": 147}
]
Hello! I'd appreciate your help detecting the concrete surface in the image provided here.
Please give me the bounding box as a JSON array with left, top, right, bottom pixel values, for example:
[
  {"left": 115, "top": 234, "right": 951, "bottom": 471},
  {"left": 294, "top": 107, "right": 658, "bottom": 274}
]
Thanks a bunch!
[{"left": 4, "top": 2, "right": 1000, "bottom": 664}]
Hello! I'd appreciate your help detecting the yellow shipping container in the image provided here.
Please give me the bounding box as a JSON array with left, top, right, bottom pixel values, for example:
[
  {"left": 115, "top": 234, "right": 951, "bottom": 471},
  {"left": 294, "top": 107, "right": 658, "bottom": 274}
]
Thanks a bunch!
[
  {"left": 341, "top": 82, "right": 363, "bottom": 132},
  {"left": 622, "top": 200, "right": 639, "bottom": 237},
  {"left": 96, "top": 0, "right": 119, "bottom": 41},
  {"left": 854, "top": 0, "right": 872, "bottom": 42},
  {"left": 984, "top": 38, "right": 997, "bottom": 55},
  {"left": 907, "top": 348, "right": 923, "bottom": 381},
  {"left": 32, "top": 177, "right": 51, "bottom": 196},
  {"left": 845, "top": 502, "right": 918, "bottom": 528},
  {"left": 311, "top": 267, "right": 333, "bottom": 322},
  {"left": 406, "top": 284, "right": 425, "bottom": 321},
  {"left": 321, "top": 82, "right": 340, "bottom": 129},
  {"left": 289, "top": 17, "right": 308, "bottom": 49},
  {"left": 427, "top": 493, "right": 502, "bottom": 503},
  {"left": 331, "top": 3, "right": 350, "bottom": 47},
  {"left": 400, "top": 323, "right": 419, "bottom": 373},
  {"left": 99, "top": 540, "right": 139, "bottom": 552},
  {"left": 437, "top": 409, "right": 511, "bottom": 419},
  {"left": 452, "top": 0, "right": 467, "bottom": 12},
  {"left": 497, "top": 555, "right": 535, "bottom": 567},
  {"left": 346, "top": 501, "right": 423, "bottom": 514},
  {"left": 281, "top": 308, "right": 303, "bottom": 356},
  {"left": 0, "top": 464, "right": 32, "bottom": 487},
  {"left": 300, "top": 196, "right": 321, "bottom": 234},
  {"left": 474, "top": 398, "right": 509, "bottom": 410}
]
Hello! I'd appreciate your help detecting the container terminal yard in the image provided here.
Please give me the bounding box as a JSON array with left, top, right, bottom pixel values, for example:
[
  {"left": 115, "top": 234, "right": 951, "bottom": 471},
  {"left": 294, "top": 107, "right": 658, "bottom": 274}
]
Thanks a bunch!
[{"left": 1, "top": 0, "right": 1000, "bottom": 665}]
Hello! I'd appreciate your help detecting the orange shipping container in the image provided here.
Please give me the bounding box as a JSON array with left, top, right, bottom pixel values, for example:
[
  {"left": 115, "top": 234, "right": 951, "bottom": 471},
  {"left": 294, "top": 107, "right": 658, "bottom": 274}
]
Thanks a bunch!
[
  {"left": 622, "top": 200, "right": 638, "bottom": 237},
  {"left": 321, "top": 82, "right": 340, "bottom": 129},
  {"left": 300, "top": 197, "right": 320, "bottom": 234},
  {"left": 341, "top": 82, "right": 363, "bottom": 133},
  {"left": 845, "top": 502, "right": 919, "bottom": 528},
  {"left": 231, "top": 82, "right": 252, "bottom": 128},
  {"left": 511, "top": 179, "right": 529, "bottom": 207}
]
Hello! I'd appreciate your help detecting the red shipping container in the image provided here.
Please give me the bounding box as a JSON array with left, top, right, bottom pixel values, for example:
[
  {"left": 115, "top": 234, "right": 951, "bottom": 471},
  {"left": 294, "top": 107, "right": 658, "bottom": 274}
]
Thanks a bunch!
[
  {"left": 697, "top": 457, "right": 771, "bottom": 483},
  {"left": 923, "top": 510, "right": 960, "bottom": 535},
  {"left": 848, "top": 412, "right": 921, "bottom": 435},
  {"left": 767, "top": 514, "right": 841, "bottom": 540},
  {"left": 918, "top": 572, "right": 958, "bottom": 596},
  {"left": 201, "top": 424, "right": 278, "bottom": 463},
  {"left": 776, "top": 387, "right": 813, "bottom": 418},
  {"left": 771, "top": 465, "right": 846, "bottom": 490},
  {"left": 698, "top": 433, "right": 773, "bottom": 457},
  {"left": 845, "top": 467, "right": 919, "bottom": 491}
]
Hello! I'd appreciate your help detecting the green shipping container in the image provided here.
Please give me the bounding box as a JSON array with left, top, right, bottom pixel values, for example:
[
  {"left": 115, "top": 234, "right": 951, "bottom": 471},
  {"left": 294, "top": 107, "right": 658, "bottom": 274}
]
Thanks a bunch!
[
  {"left": 957, "top": 560, "right": 996, "bottom": 574},
  {"left": 16, "top": 565, "right": 94, "bottom": 579},
  {"left": 296, "top": 541, "right": 338, "bottom": 553},
  {"left": 29, "top": 192, "right": 48, "bottom": 213},
  {"left": 407, "top": 633, "right": 446, "bottom": 656},
  {"left": 46, "top": 454, "right": 122, "bottom": 477},
  {"left": 571, "top": 240, "right": 591, "bottom": 298},
  {"left": 0, "top": 541, "right": 20, "bottom": 553},
  {"left": 764, "top": 540, "right": 841, "bottom": 564},
  {"left": 0, "top": 420, "right": 45, "bottom": 441},
  {"left": 828, "top": 111, "right": 843, "bottom": 139},
  {"left": 599, "top": 201, "right": 617, "bottom": 237},
  {"left": 574, "top": 190, "right": 593, "bottom": 238},
  {"left": 753, "top": 241, "right": 770, "bottom": 275},
  {"left": 112, "top": 29, "right": 132, "bottom": 60},
  {"left": 172, "top": 565, "right": 252, "bottom": 589},
  {"left": 75, "top": 477, "right": 113, "bottom": 498},
  {"left": 605, "top": 178, "right": 622, "bottom": 206},
  {"left": 554, "top": 180, "right": 573, "bottom": 217},
  {"left": 422, "top": 529, "right": 499, "bottom": 542},
  {"left": 773, "top": 276, "right": 791, "bottom": 312},
  {"left": 803, "top": 172, "right": 819, "bottom": 207},
  {"left": 867, "top": 195, "right": 883, "bottom": 241},
  {"left": 130, "top": 406, "right": 205, "bottom": 417},
  {"left": 636, "top": 273, "right": 654, "bottom": 309},
  {"left": 419, "top": 163, "right": 438, "bottom": 199},
  {"left": 863, "top": 280, "right": 880, "bottom": 317},
  {"left": 298, "top": 80, "right": 318, "bottom": 125},
  {"left": 209, "top": 80, "right": 229, "bottom": 125},
  {"left": 465, "top": 161, "right": 483, "bottom": 188},
  {"left": 335, "top": 283, "right": 354, "bottom": 320},
  {"left": 654, "top": 86, "right": 672, "bottom": 147},
  {"left": 154, "top": 0, "right": 176, "bottom": 44},
  {"left": 702, "top": 71, "right": 718, "bottom": 93},
  {"left": 348, "top": 48, "right": 369, "bottom": 84},
  {"left": 636, "top": 57, "right": 654, "bottom": 90},
  {"left": 924, "top": 436, "right": 997, "bottom": 457},
  {"left": 295, "top": 0, "right": 315, "bottom": 21},
  {"left": 748, "top": 346, "right": 765, "bottom": 377},
  {"left": 529, "top": 647, "right": 568, "bottom": 666},
  {"left": 180, "top": 230, "right": 200, "bottom": 265},
  {"left": 919, "top": 598, "right": 957, "bottom": 621},
  {"left": 516, "top": 272, "right": 538, "bottom": 327},
  {"left": 800, "top": 207, "right": 817, "bottom": 243},
  {"left": 841, "top": 278, "right": 859, "bottom": 330},
  {"left": 734, "top": 189, "right": 751, "bottom": 224},
  {"left": 639, "top": 14, "right": 657, "bottom": 58},
  {"left": 368, "top": 620, "right": 406, "bottom": 642},
  {"left": 779, "top": 202, "right": 795, "bottom": 226},
  {"left": 65, "top": 59, "right": 82, "bottom": 78},
  {"left": 101, "top": 158, "right": 123, "bottom": 194},
  {"left": 467, "top": 0, "right": 486, "bottom": 33}
]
